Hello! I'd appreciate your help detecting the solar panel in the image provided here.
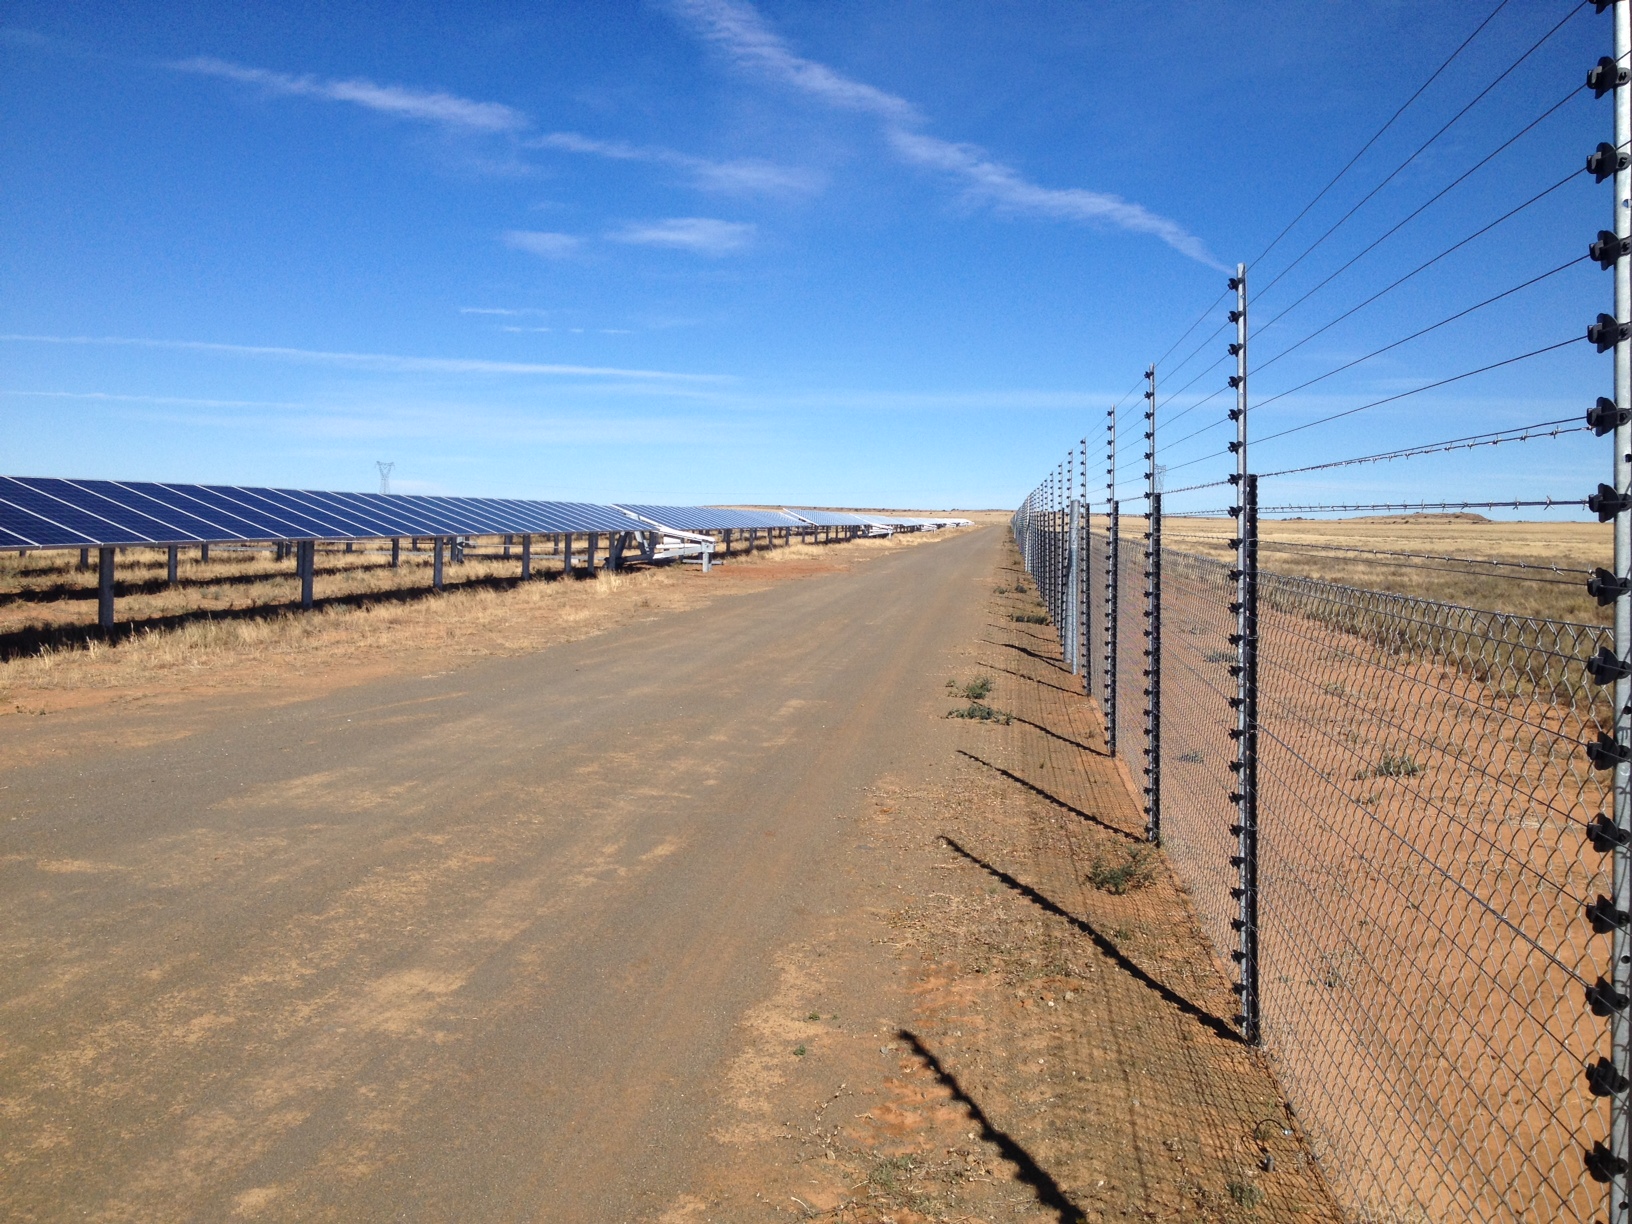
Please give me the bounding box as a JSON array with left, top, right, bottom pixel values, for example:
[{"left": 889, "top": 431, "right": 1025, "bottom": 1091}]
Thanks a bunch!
[
  {"left": 616, "top": 505, "right": 806, "bottom": 532},
  {"left": 784, "top": 508, "right": 872, "bottom": 527},
  {"left": 0, "top": 477, "right": 656, "bottom": 549}
]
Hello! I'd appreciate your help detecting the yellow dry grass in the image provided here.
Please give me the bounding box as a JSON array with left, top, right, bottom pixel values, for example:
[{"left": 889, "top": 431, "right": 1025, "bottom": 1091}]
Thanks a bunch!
[
  {"left": 1142, "top": 515, "right": 1607, "bottom": 625},
  {"left": 0, "top": 528, "right": 964, "bottom": 707}
]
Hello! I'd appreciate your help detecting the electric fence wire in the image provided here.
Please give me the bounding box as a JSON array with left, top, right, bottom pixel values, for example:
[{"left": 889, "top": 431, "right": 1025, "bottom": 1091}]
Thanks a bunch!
[
  {"left": 1256, "top": 417, "right": 1591, "bottom": 476},
  {"left": 1258, "top": 498, "right": 1585, "bottom": 514},
  {"left": 1253, "top": 90, "right": 1589, "bottom": 357},
  {"left": 1252, "top": 336, "right": 1588, "bottom": 447},
  {"left": 1254, "top": 165, "right": 1593, "bottom": 378},
  {"left": 1252, "top": 0, "right": 1589, "bottom": 301}
]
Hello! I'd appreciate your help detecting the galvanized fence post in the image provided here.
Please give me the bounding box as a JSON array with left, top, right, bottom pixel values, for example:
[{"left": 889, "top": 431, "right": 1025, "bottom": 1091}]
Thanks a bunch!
[
  {"left": 1106, "top": 499, "right": 1120, "bottom": 758},
  {"left": 1231, "top": 475, "right": 1261, "bottom": 1045},
  {"left": 1144, "top": 491, "right": 1162, "bottom": 844},
  {"left": 1585, "top": 1, "right": 1632, "bottom": 1206},
  {"left": 1079, "top": 438, "right": 1091, "bottom": 692}
]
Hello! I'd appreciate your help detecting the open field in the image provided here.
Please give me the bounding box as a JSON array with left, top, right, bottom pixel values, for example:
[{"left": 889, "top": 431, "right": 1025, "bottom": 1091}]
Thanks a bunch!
[
  {"left": 0, "top": 523, "right": 1337, "bottom": 1221},
  {"left": 1128, "top": 515, "right": 1608, "bottom": 624}
]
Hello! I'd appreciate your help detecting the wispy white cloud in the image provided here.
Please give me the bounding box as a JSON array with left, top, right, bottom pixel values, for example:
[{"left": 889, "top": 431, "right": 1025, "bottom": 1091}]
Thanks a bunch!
[
  {"left": 529, "top": 131, "right": 819, "bottom": 196},
  {"left": 172, "top": 56, "right": 527, "bottom": 132},
  {"left": 502, "top": 229, "right": 581, "bottom": 258},
  {"left": 608, "top": 217, "right": 756, "bottom": 255},
  {"left": 665, "top": 0, "right": 1224, "bottom": 268},
  {"left": 0, "top": 333, "right": 727, "bottom": 382},
  {"left": 0, "top": 389, "right": 301, "bottom": 408},
  {"left": 459, "top": 306, "right": 550, "bottom": 317}
]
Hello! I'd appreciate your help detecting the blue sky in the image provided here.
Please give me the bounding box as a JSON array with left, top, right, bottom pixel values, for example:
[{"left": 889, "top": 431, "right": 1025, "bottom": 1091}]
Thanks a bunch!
[{"left": 0, "top": 1, "right": 1609, "bottom": 512}]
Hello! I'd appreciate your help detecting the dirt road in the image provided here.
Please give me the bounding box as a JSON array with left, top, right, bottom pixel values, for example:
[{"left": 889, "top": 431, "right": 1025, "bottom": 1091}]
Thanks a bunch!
[{"left": 0, "top": 527, "right": 997, "bottom": 1220}]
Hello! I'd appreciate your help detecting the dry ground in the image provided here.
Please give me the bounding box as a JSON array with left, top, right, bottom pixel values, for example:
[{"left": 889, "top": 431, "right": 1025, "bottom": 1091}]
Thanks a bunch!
[
  {"left": 0, "top": 530, "right": 951, "bottom": 725},
  {"left": 0, "top": 520, "right": 1340, "bottom": 1221}
]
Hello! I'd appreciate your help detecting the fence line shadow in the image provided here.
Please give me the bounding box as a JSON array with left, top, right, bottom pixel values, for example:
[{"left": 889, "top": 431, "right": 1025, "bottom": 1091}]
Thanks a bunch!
[
  {"left": 939, "top": 835, "right": 1243, "bottom": 1046},
  {"left": 1009, "top": 714, "right": 1107, "bottom": 758},
  {"left": 897, "top": 1029, "right": 1085, "bottom": 1223},
  {"left": 979, "top": 658, "right": 1082, "bottom": 697},
  {"left": 957, "top": 750, "right": 1138, "bottom": 842}
]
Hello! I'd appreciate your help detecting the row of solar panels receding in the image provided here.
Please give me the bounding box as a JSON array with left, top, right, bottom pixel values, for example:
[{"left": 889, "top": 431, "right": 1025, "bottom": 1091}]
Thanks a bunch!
[
  {"left": 616, "top": 505, "right": 811, "bottom": 532},
  {"left": 0, "top": 477, "right": 953, "bottom": 551}
]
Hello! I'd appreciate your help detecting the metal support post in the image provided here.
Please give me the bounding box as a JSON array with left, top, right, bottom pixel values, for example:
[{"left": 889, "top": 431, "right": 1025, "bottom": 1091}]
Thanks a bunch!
[
  {"left": 1232, "top": 477, "right": 1261, "bottom": 1044},
  {"left": 97, "top": 546, "right": 115, "bottom": 631},
  {"left": 1587, "top": 5, "right": 1632, "bottom": 1206},
  {"left": 1079, "top": 438, "right": 1090, "bottom": 691},
  {"left": 167, "top": 544, "right": 179, "bottom": 585},
  {"left": 1142, "top": 363, "right": 1161, "bottom": 843},
  {"left": 299, "top": 540, "right": 315, "bottom": 609},
  {"left": 78, "top": 547, "right": 89, "bottom": 571},
  {"left": 562, "top": 533, "right": 573, "bottom": 575},
  {"left": 521, "top": 534, "right": 531, "bottom": 580},
  {"left": 1106, "top": 500, "right": 1120, "bottom": 757},
  {"left": 1104, "top": 401, "right": 1120, "bottom": 753},
  {"left": 391, "top": 537, "right": 400, "bottom": 568},
  {"left": 433, "top": 537, "right": 445, "bottom": 591},
  {"left": 200, "top": 543, "right": 209, "bottom": 562},
  {"left": 503, "top": 534, "right": 512, "bottom": 559},
  {"left": 1068, "top": 495, "right": 1082, "bottom": 675},
  {"left": 587, "top": 532, "right": 598, "bottom": 574}
]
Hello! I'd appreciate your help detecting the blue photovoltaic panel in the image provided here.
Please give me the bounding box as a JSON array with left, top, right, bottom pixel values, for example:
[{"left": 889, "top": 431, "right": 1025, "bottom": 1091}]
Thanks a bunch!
[
  {"left": 784, "top": 509, "right": 872, "bottom": 527},
  {"left": 0, "top": 477, "right": 661, "bottom": 549},
  {"left": 617, "top": 505, "right": 805, "bottom": 532}
]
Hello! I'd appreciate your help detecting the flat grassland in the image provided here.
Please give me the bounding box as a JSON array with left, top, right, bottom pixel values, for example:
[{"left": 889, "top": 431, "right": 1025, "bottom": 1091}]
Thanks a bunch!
[{"left": 1149, "top": 514, "right": 1607, "bottom": 624}]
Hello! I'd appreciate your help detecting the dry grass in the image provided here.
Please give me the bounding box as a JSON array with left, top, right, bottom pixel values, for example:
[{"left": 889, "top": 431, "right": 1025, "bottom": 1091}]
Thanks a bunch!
[
  {"left": 1136, "top": 515, "right": 1608, "bottom": 624},
  {"left": 0, "top": 528, "right": 966, "bottom": 706}
]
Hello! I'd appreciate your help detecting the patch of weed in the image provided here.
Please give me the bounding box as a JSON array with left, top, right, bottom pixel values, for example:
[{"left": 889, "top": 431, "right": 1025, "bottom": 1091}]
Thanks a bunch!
[
  {"left": 1086, "top": 846, "right": 1158, "bottom": 895},
  {"left": 947, "top": 702, "right": 1013, "bottom": 724},
  {"left": 1353, "top": 752, "right": 1423, "bottom": 780},
  {"left": 1227, "top": 1178, "right": 1264, "bottom": 1208},
  {"left": 793, "top": 1044, "right": 807, "bottom": 1057},
  {"left": 1176, "top": 748, "right": 1203, "bottom": 763},
  {"left": 1011, "top": 612, "right": 1049, "bottom": 625},
  {"left": 958, "top": 676, "right": 992, "bottom": 700}
]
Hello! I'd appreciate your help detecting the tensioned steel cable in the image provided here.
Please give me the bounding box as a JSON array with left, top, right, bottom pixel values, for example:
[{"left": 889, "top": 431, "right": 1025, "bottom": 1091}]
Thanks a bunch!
[
  {"left": 1252, "top": 259, "right": 1589, "bottom": 411},
  {"left": 1253, "top": 87, "right": 1587, "bottom": 349},
  {"left": 1099, "top": 0, "right": 1532, "bottom": 444},
  {"left": 1254, "top": 166, "right": 1589, "bottom": 377},
  {"left": 1255, "top": 416, "right": 1588, "bottom": 476},
  {"left": 1250, "top": 336, "right": 1586, "bottom": 447},
  {"left": 1253, "top": 0, "right": 1588, "bottom": 300},
  {"left": 1247, "top": 0, "right": 1517, "bottom": 272},
  {"left": 1258, "top": 497, "right": 1584, "bottom": 513}
]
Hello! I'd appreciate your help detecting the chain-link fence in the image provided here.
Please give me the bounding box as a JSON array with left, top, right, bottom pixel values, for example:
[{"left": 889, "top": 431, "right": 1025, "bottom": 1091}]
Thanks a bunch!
[{"left": 1009, "top": 497, "right": 1616, "bottom": 1220}]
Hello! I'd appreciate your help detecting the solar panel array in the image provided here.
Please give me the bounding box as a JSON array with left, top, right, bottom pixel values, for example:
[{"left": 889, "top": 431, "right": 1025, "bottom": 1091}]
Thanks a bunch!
[
  {"left": 0, "top": 476, "right": 970, "bottom": 553},
  {"left": 0, "top": 477, "right": 657, "bottom": 550},
  {"left": 615, "top": 505, "right": 810, "bottom": 532}
]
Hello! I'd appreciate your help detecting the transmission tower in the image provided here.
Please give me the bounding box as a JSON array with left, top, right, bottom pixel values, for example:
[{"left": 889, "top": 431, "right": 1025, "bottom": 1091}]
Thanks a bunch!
[{"left": 376, "top": 461, "right": 394, "bottom": 495}]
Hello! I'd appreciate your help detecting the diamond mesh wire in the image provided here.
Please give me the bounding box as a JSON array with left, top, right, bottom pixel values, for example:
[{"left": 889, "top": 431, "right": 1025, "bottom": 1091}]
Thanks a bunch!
[{"left": 1016, "top": 507, "right": 1615, "bottom": 1220}]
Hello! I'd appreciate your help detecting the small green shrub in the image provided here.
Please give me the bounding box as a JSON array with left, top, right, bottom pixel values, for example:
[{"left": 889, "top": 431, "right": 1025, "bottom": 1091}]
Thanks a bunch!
[
  {"left": 1086, "top": 846, "right": 1158, "bottom": 895},
  {"left": 947, "top": 702, "right": 1013, "bottom": 724},
  {"left": 959, "top": 676, "right": 992, "bottom": 700},
  {"left": 1227, "top": 1178, "right": 1264, "bottom": 1208},
  {"left": 1012, "top": 612, "right": 1049, "bottom": 624},
  {"left": 1176, "top": 749, "right": 1203, "bottom": 763}
]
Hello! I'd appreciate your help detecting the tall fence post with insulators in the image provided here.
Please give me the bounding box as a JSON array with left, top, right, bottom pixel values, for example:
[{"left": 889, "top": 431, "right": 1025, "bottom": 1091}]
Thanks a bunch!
[
  {"left": 1226, "top": 265, "right": 1262, "bottom": 1046},
  {"left": 1142, "top": 365, "right": 1162, "bottom": 843},
  {"left": 1105, "top": 406, "right": 1120, "bottom": 755},
  {"left": 1068, "top": 462, "right": 1082, "bottom": 675},
  {"left": 1079, "top": 438, "right": 1091, "bottom": 692},
  {"left": 1586, "top": 1, "right": 1632, "bottom": 1207}
]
